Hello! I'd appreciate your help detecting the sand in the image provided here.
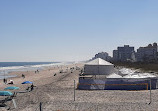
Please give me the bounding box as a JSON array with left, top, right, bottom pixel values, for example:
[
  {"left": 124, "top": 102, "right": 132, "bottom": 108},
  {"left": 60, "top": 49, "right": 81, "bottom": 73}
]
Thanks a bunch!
[{"left": 1, "top": 63, "right": 158, "bottom": 111}]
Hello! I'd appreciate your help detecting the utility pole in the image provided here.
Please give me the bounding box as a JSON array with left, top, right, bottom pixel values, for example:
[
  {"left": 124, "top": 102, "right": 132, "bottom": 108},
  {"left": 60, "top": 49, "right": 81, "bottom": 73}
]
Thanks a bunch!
[
  {"left": 74, "top": 80, "right": 76, "bottom": 101},
  {"left": 40, "top": 102, "right": 42, "bottom": 111}
]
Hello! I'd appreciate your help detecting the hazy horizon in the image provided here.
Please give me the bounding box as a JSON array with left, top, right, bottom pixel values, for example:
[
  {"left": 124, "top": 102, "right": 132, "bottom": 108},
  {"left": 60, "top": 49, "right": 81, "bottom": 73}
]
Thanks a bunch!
[{"left": 0, "top": 0, "right": 158, "bottom": 62}]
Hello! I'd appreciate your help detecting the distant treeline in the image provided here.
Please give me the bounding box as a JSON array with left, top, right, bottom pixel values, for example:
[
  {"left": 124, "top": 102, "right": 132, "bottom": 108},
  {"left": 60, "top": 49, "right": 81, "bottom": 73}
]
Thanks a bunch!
[{"left": 113, "top": 62, "right": 158, "bottom": 72}]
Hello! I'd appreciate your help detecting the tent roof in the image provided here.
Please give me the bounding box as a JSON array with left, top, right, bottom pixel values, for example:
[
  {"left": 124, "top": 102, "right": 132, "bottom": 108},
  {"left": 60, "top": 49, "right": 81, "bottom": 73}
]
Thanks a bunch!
[
  {"left": 85, "top": 58, "right": 113, "bottom": 65},
  {"left": 123, "top": 73, "right": 156, "bottom": 78},
  {"left": 106, "top": 73, "right": 122, "bottom": 78}
]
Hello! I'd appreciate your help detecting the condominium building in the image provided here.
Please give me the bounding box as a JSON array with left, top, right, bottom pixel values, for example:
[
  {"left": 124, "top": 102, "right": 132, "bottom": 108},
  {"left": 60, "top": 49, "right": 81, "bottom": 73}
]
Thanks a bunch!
[
  {"left": 136, "top": 43, "right": 158, "bottom": 62},
  {"left": 113, "top": 45, "right": 135, "bottom": 62}
]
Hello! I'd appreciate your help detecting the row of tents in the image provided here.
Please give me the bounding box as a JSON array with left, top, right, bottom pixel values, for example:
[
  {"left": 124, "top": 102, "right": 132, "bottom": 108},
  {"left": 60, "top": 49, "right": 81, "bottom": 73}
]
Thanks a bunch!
[{"left": 78, "top": 58, "right": 158, "bottom": 90}]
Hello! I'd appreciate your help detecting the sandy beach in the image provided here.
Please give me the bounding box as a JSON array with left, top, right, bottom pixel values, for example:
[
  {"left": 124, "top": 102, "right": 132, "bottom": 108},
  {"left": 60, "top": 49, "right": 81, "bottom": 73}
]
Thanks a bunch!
[
  {"left": 1, "top": 63, "right": 158, "bottom": 111},
  {"left": 0, "top": 63, "right": 83, "bottom": 111}
]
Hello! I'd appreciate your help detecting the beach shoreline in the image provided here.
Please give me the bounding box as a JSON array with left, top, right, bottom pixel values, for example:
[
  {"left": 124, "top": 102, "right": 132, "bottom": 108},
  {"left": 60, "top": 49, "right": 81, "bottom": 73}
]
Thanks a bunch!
[
  {"left": 0, "top": 62, "right": 84, "bottom": 110},
  {"left": 1, "top": 63, "right": 158, "bottom": 110}
]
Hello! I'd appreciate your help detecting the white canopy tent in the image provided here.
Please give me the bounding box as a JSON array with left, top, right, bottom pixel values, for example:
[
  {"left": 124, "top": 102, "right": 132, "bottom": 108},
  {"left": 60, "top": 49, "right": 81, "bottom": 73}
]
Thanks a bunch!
[{"left": 84, "top": 58, "right": 114, "bottom": 75}]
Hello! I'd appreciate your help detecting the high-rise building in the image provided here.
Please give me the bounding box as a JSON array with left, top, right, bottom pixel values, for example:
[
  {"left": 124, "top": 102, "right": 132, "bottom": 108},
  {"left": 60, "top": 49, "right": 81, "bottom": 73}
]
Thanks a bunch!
[
  {"left": 113, "top": 50, "right": 118, "bottom": 61},
  {"left": 136, "top": 43, "right": 158, "bottom": 62},
  {"left": 113, "top": 45, "right": 135, "bottom": 62}
]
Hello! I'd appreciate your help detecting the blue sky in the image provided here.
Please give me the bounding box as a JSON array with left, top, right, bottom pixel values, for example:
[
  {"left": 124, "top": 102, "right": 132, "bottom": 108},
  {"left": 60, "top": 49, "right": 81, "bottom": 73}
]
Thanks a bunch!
[{"left": 0, "top": 0, "right": 158, "bottom": 62}]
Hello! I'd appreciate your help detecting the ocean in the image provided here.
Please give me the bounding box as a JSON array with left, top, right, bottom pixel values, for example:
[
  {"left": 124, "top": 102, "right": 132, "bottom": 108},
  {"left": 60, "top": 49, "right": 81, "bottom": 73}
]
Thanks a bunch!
[{"left": 0, "top": 62, "right": 61, "bottom": 79}]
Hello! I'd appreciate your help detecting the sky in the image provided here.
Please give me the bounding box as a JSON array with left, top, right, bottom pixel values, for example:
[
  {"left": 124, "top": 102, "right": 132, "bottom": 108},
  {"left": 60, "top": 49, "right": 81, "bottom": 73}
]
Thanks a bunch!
[{"left": 0, "top": 0, "right": 158, "bottom": 62}]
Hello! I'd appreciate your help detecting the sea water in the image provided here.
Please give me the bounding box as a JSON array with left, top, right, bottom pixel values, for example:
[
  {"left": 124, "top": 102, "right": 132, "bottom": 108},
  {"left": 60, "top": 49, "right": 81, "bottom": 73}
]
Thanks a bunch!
[{"left": 0, "top": 62, "right": 61, "bottom": 79}]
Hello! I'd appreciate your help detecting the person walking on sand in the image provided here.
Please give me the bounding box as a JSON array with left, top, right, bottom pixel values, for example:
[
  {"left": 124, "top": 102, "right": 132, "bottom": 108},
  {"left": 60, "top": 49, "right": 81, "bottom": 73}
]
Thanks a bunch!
[{"left": 3, "top": 78, "right": 7, "bottom": 84}]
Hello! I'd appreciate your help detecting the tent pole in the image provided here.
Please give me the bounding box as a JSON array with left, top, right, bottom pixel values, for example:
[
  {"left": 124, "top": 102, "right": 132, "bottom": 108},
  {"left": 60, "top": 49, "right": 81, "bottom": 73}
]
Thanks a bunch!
[
  {"left": 149, "top": 78, "right": 152, "bottom": 105},
  {"left": 74, "top": 80, "right": 75, "bottom": 101}
]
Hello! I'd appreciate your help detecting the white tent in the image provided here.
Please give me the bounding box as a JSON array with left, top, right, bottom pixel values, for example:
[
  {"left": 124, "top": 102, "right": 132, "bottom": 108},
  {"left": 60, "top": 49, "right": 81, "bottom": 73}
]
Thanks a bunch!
[
  {"left": 84, "top": 58, "right": 114, "bottom": 75},
  {"left": 106, "top": 73, "right": 122, "bottom": 78}
]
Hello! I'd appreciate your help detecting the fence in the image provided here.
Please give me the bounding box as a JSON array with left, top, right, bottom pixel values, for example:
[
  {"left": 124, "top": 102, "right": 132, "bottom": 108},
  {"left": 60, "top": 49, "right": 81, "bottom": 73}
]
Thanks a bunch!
[
  {"left": 77, "top": 78, "right": 158, "bottom": 90},
  {"left": 78, "top": 83, "right": 148, "bottom": 90}
]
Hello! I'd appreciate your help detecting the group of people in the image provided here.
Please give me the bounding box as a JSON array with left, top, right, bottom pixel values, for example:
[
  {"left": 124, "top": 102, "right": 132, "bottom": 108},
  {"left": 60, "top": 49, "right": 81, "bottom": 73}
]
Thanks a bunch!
[
  {"left": 3, "top": 78, "right": 14, "bottom": 84},
  {"left": 35, "top": 69, "right": 39, "bottom": 74},
  {"left": 26, "top": 84, "right": 36, "bottom": 92},
  {"left": 2, "top": 72, "right": 37, "bottom": 94}
]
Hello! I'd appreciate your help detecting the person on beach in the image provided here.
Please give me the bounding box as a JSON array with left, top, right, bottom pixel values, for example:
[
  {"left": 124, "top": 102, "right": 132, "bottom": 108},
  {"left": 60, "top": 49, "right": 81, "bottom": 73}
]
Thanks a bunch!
[
  {"left": 35, "top": 69, "right": 39, "bottom": 74},
  {"left": 22, "top": 74, "right": 25, "bottom": 78},
  {"left": 10, "top": 80, "right": 13, "bottom": 84},
  {"left": 30, "top": 84, "right": 36, "bottom": 92},
  {"left": 3, "top": 78, "right": 7, "bottom": 84},
  {"left": 3, "top": 78, "right": 5, "bottom": 84},
  {"left": 8, "top": 80, "right": 13, "bottom": 84}
]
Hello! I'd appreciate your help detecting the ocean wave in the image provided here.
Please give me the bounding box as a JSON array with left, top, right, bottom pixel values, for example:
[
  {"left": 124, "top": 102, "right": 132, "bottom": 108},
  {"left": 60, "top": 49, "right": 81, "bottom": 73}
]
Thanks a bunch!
[
  {"left": 0, "top": 62, "right": 63, "bottom": 75},
  {"left": 31, "top": 63, "right": 57, "bottom": 68},
  {"left": 0, "top": 62, "right": 74, "bottom": 80},
  {"left": 0, "top": 66, "right": 25, "bottom": 70}
]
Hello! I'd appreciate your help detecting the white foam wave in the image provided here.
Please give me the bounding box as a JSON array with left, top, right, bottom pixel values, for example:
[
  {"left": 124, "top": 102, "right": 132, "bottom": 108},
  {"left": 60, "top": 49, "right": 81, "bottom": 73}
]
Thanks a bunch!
[
  {"left": 0, "top": 62, "right": 63, "bottom": 75},
  {"left": 0, "top": 62, "right": 65, "bottom": 79},
  {"left": 0, "top": 66, "right": 25, "bottom": 70},
  {"left": 31, "top": 63, "right": 59, "bottom": 68}
]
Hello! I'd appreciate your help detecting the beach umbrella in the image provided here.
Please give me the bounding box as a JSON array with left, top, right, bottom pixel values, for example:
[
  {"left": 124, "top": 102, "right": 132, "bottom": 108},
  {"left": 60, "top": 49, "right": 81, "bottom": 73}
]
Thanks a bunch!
[
  {"left": 22, "top": 81, "right": 33, "bottom": 84},
  {"left": 4, "top": 86, "right": 20, "bottom": 90},
  {"left": 0, "top": 91, "right": 13, "bottom": 96}
]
